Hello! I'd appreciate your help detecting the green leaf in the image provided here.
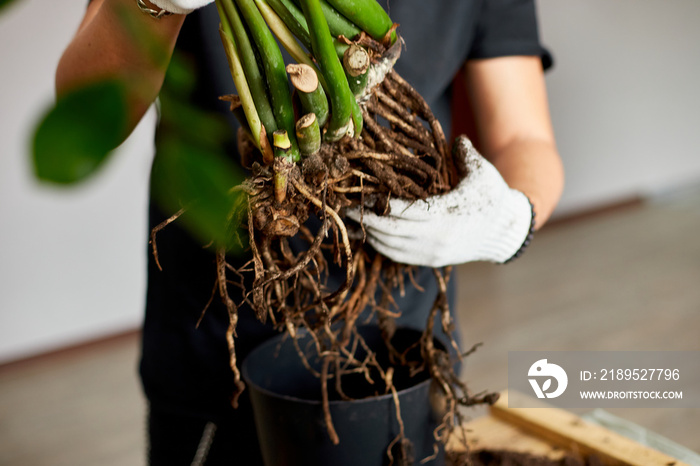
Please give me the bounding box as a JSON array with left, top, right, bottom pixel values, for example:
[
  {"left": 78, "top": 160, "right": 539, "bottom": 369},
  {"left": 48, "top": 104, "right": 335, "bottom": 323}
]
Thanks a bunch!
[
  {"left": 158, "top": 91, "right": 231, "bottom": 151},
  {"left": 32, "top": 79, "right": 128, "bottom": 184},
  {"left": 152, "top": 136, "right": 245, "bottom": 251},
  {"left": 0, "top": 0, "right": 21, "bottom": 13},
  {"left": 163, "top": 52, "right": 198, "bottom": 97}
]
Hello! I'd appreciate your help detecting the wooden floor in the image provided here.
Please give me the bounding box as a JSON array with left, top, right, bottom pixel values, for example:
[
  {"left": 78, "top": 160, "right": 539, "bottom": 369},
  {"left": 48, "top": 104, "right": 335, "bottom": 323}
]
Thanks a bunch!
[
  {"left": 454, "top": 187, "right": 700, "bottom": 454},
  {"left": 1, "top": 187, "right": 699, "bottom": 465}
]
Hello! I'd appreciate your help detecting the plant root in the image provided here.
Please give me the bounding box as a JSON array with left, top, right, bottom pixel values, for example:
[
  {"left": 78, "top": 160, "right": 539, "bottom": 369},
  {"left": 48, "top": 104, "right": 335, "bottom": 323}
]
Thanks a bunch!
[
  {"left": 150, "top": 207, "right": 185, "bottom": 271},
  {"left": 152, "top": 58, "right": 495, "bottom": 458}
]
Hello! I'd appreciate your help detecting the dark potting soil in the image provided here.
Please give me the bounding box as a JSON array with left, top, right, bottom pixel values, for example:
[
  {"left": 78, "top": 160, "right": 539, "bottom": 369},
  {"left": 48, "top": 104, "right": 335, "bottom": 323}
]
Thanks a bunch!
[{"left": 447, "top": 450, "right": 603, "bottom": 466}]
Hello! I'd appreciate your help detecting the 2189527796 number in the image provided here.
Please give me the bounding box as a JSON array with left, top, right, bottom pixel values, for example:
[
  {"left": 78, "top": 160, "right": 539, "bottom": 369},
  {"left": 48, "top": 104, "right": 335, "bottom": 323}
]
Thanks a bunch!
[{"left": 599, "top": 368, "right": 680, "bottom": 381}]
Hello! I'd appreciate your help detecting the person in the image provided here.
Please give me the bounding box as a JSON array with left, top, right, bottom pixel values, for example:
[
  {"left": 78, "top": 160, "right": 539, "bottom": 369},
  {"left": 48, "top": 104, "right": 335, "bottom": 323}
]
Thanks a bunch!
[{"left": 56, "top": 0, "right": 564, "bottom": 464}]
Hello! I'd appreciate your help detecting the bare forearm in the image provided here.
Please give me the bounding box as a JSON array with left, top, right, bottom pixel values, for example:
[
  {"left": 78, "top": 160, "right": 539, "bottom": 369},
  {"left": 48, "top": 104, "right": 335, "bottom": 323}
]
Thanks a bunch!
[
  {"left": 487, "top": 138, "right": 563, "bottom": 229},
  {"left": 56, "top": 0, "right": 185, "bottom": 133},
  {"left": 464, "top": 56, "right": 564, "bottom": 229}
]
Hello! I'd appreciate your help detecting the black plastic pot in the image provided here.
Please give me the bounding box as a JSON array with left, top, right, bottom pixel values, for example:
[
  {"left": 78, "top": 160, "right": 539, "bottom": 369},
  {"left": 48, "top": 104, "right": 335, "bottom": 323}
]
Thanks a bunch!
[{"left": 241, "top": 326, "right": 445, "bottom": 466}]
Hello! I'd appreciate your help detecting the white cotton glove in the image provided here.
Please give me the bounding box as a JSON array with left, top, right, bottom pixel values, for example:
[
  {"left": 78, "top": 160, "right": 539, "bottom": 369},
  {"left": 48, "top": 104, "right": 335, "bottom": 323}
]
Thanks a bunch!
[
  {"left": 346, "top": 136, "right": 535, "bottom": 267},
  {"left": 149, "top": 0, "right": 213, "bottom": 15}
]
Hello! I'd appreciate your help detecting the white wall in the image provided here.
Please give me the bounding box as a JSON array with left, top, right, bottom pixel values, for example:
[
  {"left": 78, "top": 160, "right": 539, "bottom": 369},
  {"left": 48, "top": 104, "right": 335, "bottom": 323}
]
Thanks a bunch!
[
  {"left": 1, "top": 0, "right": 700, "bottom": 362},
  {"left": 539, "top": 0, "right": 700, "bottom": 214},
  {"left": 0, "top": 0, "right": 154, "bottom": 363}
]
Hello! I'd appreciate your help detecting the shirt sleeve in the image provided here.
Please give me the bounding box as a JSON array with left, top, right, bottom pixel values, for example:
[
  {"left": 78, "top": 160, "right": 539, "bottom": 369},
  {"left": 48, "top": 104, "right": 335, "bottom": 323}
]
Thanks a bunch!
[{"left": 469, "top": 0, "right": 553, "bottom": 70}]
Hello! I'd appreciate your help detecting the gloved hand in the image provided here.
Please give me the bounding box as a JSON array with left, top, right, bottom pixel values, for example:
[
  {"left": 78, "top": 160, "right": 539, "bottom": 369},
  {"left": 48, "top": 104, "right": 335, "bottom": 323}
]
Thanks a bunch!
[
  {"left": 148, "top": 0, "right": 213, "bottom": 15},
  {"left": 346, "top": 136, "right": 535, "bottom": 267}
]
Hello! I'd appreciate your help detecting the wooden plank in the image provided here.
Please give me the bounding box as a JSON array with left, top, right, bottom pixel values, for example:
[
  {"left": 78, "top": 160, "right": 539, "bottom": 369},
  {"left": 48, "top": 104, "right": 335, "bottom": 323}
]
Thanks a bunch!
[
  {"left": 448, "top": 415, "right": 566, "bottom": 460},
  {"left": 490, "top": 390, "right": 688, "bottom": 466}
]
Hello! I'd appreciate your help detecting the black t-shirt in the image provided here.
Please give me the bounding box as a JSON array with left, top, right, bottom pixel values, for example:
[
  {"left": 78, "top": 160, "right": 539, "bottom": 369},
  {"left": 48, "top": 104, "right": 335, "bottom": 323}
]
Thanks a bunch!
[{"left": 141, "top": 0, "right": 550, "bottom": 421}]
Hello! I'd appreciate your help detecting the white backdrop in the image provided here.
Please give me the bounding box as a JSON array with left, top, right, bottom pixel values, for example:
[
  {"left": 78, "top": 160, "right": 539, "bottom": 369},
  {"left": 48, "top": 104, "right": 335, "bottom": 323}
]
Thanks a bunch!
[
  {"left": 539, "top": 0, "right": 700, "bottom": 213},
  {"left": 0, "top": 0, "right": 155, "bottom": 363},
  {"left": 1, "top": 0, "right": 699, "bottom": 362}
]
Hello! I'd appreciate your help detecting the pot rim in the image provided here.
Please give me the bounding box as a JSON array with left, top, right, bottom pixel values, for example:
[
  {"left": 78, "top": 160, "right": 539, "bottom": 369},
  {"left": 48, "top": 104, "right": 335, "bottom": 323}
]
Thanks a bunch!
[{"left": 241, "top": 328, "right": 435, "bottom": 407}]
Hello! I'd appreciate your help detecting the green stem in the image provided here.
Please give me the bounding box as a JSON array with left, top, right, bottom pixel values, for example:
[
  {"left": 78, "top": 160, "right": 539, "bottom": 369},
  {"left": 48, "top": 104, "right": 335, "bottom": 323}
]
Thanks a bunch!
[
  {"left": 265, "top": 0, "right": 312, "bottom": 50},
  {"left": 296, "top": 113, "right": 322, "bottom": 156},
  {"left": 350, "top": 95, "right": 363, "bottom": 136},
  {"left": 287, "top": 63, "right": 329, "bottom": 128},
  {"left": 299, "top": 0, "right": 355, "bottom": 141},
  {"left": 218, "top": 0, "right": 277, "bottom": 137},
  {"left": 267, "top": 0, "right": 349, "bottom": 59},
  {"left": 345, "top": 69, "right": 368, "bottom": 99},
  {"left": 276, "top": 0, "right": 307, "bottom": 26},
  {"left": 292, "top": 0, "right": 359, "bottom": 40},
  {"left": 217, "top": 18, "right": 274, "bottom": 163},
  {"left": 235, "top": 0, "right": 299, "bottom": 161},
  {"left": 273, "top": 129, "right": 292, "bottom": 153},
  {"left": 318, "top": 0, "right": 360, "bottom": 40},
  {"left": 325, "top": 0, "right": 395, "bottom": 43},
  {"left": 343, "top": 44, "right": 369, "bottom": 98},
  {"left": 272, "top": 130, "right": 294, "bottom": 203},
  {"left": 334, "top": 40, "right": 350, "bottom": 59},
  {"left": 254, "top": 0, "right": 315, "bottom": 72}
]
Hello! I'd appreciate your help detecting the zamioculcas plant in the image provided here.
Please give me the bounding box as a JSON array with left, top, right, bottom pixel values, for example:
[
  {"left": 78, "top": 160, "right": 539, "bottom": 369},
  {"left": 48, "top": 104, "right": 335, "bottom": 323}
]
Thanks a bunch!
[
  {"left": 31, "top": 0, "right": 496, "bottom": 457},
  {"left": 151, "top": 0, "right": 496, "bottom": 454}
]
